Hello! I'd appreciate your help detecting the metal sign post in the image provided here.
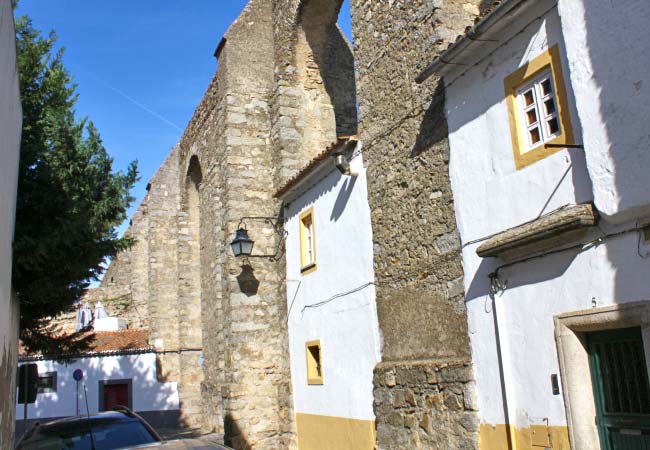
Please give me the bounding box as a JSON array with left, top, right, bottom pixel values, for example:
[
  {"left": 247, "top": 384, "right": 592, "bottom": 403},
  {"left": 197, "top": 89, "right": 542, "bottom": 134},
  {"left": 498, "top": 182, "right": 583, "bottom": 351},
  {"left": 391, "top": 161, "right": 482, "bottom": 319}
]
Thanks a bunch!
[
  {"left": 73, "top": 369, "right": 83, "bottom": 416},
  {"left": 23, "top": 366, "right": 28, "bottom": 423}
]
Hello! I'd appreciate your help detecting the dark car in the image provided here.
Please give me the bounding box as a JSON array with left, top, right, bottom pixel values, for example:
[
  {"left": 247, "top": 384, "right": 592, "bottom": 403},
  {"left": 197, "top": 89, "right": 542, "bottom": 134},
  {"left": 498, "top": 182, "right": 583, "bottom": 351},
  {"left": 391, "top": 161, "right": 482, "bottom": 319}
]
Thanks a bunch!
[
  {"left": 15, "top": 408, "right": 162, "bottom": 450},
  {"left": 124, "top": 439, "right": 233, "bottom": 450}
]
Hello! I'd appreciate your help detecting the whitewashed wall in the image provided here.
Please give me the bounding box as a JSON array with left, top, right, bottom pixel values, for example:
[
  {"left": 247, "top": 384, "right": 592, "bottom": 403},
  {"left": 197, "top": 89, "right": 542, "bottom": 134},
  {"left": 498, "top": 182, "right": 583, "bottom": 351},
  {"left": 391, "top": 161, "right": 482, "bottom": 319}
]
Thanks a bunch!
[
  {"left": 557, "top": 0, "right": 650, "bottom": 223},
  {"left": 444, "top": 0, "right": 650, "bottom": 436},
  {"left": 16, "top": 353, "right": 179, "bottom": 419},
  {"left": 0, "top": 0, "right": 22, "bottom": 446},
  {"left": 283, "top": 152, "right": 381, "bottom": 422}
]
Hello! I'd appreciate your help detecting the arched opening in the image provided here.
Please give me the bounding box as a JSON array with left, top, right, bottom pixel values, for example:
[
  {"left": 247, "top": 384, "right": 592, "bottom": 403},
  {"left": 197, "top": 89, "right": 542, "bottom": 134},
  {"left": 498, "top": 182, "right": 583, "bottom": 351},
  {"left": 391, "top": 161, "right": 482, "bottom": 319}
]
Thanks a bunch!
[
  {"left": 296, "top": 0, "right": 358, "bottom": 155},
  {"left": 177, "top": 155, "right": 204, "bottom": 428}
]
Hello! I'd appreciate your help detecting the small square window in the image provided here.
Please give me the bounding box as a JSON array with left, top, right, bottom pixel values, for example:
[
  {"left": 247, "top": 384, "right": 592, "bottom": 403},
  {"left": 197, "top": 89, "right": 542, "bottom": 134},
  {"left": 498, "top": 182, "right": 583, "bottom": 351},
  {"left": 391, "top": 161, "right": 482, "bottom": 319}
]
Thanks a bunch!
[
  {"left": 299, "top": 208, "right": 317, "bottom": 274},
  {"left": 38, "top": 372, "right": 57, "bottom": 393},
  {"left": 306, "top": 340, "right": 323, "bottom": 385},
  {"left": 516, "top": 71, "right": 561, "bottom": 152},
  {"left": 504, "top": 45, "right": 574, "bottom": 169}
]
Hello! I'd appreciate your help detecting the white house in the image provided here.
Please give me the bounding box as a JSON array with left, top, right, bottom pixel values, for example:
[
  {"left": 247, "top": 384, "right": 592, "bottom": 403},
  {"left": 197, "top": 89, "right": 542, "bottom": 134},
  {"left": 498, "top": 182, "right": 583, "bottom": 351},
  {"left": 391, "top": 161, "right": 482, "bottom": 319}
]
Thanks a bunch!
[
  {"left": 274, "top": 137, "right": 381, "bottom": 450},
  {"left": 16, "top": 327, "right": 181, "bottom": 437},
  {"left": 417, "top": 0, "right": 650, "bottom": 449},
  {"left": 0, "top": 0, "right": 22, "bottom": 446}
]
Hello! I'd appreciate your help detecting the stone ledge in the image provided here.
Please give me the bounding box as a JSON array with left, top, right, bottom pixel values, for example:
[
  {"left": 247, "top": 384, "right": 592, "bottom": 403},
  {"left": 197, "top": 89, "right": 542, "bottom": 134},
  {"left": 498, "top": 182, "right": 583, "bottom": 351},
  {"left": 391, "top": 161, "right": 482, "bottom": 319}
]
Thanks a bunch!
[{"left": 476, "top": 203, "right": 598, "bottom": 260}]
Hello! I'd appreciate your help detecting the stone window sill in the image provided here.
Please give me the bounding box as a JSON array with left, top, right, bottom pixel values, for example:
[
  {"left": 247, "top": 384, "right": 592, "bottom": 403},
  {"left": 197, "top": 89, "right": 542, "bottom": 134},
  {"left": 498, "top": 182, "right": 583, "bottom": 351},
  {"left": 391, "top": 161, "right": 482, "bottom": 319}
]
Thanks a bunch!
[{"left": 476, "top": 203, "right": 598, "bottom": 260}]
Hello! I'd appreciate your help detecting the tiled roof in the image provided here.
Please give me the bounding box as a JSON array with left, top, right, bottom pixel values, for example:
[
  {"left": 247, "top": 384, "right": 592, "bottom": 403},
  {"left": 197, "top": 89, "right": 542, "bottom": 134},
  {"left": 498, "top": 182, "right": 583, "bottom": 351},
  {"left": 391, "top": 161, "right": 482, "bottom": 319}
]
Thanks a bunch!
[
  {"left": 19, "top": 328, "right": 152, "bottom": 360},
  {"left": 274, "top": 136, "right": 357, "bottom": 199},
  {"left": 89, "top": 329, "right": 151, "bottom": 353}
]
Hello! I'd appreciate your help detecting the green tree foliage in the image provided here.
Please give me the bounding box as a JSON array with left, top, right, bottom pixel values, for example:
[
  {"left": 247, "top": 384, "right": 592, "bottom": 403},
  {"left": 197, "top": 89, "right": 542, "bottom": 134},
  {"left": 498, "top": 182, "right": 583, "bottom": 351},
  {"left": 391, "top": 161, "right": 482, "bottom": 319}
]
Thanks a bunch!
[{"left": 13, "top": 14, "right": 138, "bottom": 355}]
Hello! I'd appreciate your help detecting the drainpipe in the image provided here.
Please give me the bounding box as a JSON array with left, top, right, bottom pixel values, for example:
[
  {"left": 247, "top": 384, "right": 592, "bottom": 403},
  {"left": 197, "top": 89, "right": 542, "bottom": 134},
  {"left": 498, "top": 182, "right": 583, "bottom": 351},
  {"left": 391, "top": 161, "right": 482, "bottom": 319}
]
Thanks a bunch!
[{"left": 490, "top": 274, "right": 515, "bottom": 450}]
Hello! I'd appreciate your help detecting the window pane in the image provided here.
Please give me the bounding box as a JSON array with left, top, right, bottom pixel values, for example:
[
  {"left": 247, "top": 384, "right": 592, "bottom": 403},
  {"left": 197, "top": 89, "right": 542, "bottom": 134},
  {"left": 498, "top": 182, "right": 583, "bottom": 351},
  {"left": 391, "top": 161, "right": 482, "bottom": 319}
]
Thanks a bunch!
[
  {"left": 523, "top": 90, "right": 535, "bottom": 106},
  {"left": 529, "top": 127, "right": 541, "bottom": 144},
  {"left": 547, "top": 118, "right": 559, "bottom": 135},
  {"left": 38, "top": 372, "right": 57, "bottom": 393},
  {"left": 541, "top": 78, "right": 552, "bottom": 96},
  {"left": 526, "top": 109, "right": 538, "bottom": 125},
  {"left": 544, "top": 99, "right": 556, "bottom": 115}
]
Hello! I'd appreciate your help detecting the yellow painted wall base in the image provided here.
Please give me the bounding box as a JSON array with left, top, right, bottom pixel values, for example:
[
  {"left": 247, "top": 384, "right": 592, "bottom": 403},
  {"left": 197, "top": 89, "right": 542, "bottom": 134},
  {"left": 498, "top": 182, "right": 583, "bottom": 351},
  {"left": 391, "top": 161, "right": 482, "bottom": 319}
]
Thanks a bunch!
[
  {"left": 480, "top": 424, "right": 571, "bottom": 450},
  {"left": 296, "top": 413, "right": 375, "bottom": 450}
]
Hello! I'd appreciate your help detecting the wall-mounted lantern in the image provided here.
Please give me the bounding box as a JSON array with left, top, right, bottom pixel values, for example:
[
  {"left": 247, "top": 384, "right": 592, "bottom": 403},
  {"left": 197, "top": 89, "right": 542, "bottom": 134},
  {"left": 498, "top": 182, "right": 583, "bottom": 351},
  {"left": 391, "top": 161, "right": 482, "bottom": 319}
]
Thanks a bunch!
[
  {"left": 230, "top": 216, "right": 286, "bottom": 261},
  {"left": 230, "top": 227, "right": 254, "bottom": 258},
  {"left": 332, "top": 139, "right": 360, "bottom": 176}
]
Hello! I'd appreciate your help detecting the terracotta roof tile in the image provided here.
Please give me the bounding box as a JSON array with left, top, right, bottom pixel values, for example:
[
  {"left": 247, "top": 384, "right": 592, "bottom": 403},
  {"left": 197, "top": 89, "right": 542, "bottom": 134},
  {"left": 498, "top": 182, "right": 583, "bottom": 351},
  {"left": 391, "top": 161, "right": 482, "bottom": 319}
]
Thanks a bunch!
[
  {"left": 89, "top": 329, "right": 151, "bottom": 353},
  {"left": 19, "top": 328, "right": 151, "bottom": 359},
  {"left": 274, "top": 136, "right": 357, "bottom": 199}
]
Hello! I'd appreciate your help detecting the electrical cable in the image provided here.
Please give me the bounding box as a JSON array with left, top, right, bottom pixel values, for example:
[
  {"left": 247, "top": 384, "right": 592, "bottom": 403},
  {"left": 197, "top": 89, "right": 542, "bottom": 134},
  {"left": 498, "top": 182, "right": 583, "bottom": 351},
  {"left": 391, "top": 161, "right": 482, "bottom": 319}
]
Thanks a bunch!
[
  {"left": 461, "top": 204, "right": 571, "bottom": 249},
  {"left": 487, "top": 225, "right": 645, "bottom": 296},
  {"left": 356, "top": 4, "right": 559, "bottom": 159},
  {"left": 286, "top": 280, "right": 302, "bottom": 323},
  {"left": 300, "top": 282, "right": 375, "bottom": 313},
  {"left": 636, "top": 221, "right": 650, "bottom": 259},
  {"left": 438, "top": 4, "right": 558, "bottom": 92},
  {"left": 281, "top": 7, "right": 560, "bottom": 204}
]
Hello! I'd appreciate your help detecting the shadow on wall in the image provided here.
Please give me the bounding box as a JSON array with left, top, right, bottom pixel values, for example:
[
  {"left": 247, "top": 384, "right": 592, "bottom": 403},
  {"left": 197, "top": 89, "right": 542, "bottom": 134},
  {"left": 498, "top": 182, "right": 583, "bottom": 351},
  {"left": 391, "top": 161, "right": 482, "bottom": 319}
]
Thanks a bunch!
[
  {"left": 299, "top": 0, "right": 358, "bottom": 137},
  {"left": 456, "top": 3, "right": 650, "bottom": 305},
  {"left": 412, "top": 83, "right": 448, "bottom": 157},
  {"left": 578, "top": 2, "right": 650, "bottom": 305},
  {"left": 465, "top": 247, "right": 581, "bottom": 303},
  {"left": 236, "top": 264, "right": 260, "bottom": 297},
  {"left": 224, "top": 413, "right": 251, "bottom": 450},
  {"left": 582, "top": 1, "right": 650, "bottom": 221},
  {"left": 330, "top": 174, "right": 356, "bottom": 221},
  {"left": 1, "top": 341, "right": 16, "bottom": 447}
]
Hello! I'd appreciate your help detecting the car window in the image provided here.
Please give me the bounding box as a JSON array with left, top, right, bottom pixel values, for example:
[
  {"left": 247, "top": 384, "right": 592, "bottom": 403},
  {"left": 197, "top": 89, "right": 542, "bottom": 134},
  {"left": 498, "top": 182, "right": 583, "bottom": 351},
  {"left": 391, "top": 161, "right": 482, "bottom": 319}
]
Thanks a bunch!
[{"left": 17, "top": 420, "right": 158, "bottom": 450}]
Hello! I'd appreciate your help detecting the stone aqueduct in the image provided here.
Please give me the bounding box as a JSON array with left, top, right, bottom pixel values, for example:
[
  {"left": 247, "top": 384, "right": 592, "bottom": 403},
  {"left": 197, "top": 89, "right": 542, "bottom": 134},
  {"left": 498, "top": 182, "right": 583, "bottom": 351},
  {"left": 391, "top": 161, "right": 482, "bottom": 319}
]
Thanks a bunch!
[{"left": 89, "top": 1, "right": 491, "bottom": 448}]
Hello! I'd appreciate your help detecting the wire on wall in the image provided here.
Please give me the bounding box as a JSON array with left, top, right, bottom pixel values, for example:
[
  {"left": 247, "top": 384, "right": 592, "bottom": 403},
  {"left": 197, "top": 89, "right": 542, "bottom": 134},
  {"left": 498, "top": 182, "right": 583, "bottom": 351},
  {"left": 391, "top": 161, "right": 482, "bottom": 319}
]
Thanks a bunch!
[
  {"left": 356, "top": 4, "right": 558, "bottom": 159},
  {"left": 460, "top": 204, "right": 571, "bottom": 249},
  {"left": 300, "top": 282, "right": 375, "bottom": 313},
  {"left": 488, "top": 225, "right": 646, "bottom": 296},
  {"left": 286, "top": 280, "right": 302, "bottom": 323}
]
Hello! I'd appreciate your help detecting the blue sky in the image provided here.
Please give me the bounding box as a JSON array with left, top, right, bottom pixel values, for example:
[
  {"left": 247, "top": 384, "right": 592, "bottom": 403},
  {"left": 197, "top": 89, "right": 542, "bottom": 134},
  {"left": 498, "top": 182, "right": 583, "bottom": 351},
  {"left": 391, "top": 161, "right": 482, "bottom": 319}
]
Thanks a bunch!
[{"left": 15, "top": 1, "right": 353, "bottom": 235}]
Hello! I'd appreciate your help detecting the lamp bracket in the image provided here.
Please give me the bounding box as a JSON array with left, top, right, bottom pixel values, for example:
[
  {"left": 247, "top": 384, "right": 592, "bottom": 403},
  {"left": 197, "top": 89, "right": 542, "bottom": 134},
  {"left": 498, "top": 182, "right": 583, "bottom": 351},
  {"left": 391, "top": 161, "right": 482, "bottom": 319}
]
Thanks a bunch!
[{"left": 237, "top": 216, "right": 287, "bottom": 261}]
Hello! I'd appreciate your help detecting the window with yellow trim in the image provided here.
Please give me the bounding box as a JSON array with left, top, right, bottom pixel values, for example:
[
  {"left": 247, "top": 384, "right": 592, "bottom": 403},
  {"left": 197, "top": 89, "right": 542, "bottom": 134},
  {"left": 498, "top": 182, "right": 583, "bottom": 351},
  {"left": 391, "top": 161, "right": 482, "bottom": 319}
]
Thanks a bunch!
[
  {"left": 299, "top": 208, "right": 316, "bottom": 274},
  {"left": 504, "top": 45, "right": 574, "bottom": 170},
  {"left": 306, "top": 340, "right": 323, "bottom": 385}
]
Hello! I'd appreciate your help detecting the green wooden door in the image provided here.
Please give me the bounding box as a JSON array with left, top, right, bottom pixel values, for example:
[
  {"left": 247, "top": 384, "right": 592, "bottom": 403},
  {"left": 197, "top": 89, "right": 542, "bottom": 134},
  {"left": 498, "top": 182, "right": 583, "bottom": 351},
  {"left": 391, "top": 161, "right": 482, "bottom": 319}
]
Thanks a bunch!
[{"left": 587, "top": 327, "right": 650, "bottom": 450}]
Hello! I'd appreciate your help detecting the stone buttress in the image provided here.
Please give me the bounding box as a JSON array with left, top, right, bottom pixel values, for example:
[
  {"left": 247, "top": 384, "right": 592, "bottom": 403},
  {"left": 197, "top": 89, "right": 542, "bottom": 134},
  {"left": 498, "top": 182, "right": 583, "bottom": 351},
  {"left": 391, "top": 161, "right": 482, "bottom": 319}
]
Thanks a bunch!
[{"left": 350, "top": 0, "right": 493, "bottom": 448}]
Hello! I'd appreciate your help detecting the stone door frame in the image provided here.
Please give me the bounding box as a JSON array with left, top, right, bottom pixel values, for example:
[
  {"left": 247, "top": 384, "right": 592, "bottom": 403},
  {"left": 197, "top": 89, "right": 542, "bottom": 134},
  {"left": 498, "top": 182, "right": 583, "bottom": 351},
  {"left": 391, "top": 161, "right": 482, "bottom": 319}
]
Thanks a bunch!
[{"left": 554, "top": 300, "right": 650, "bottom": 450}]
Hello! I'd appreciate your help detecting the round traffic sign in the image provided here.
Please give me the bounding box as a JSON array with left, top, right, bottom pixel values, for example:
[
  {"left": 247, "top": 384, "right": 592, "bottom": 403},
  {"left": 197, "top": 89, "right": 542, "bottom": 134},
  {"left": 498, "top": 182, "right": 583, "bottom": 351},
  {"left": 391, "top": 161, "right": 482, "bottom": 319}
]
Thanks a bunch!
[{"left": 73, "top": 369, "right": 83, "bottom": 381}]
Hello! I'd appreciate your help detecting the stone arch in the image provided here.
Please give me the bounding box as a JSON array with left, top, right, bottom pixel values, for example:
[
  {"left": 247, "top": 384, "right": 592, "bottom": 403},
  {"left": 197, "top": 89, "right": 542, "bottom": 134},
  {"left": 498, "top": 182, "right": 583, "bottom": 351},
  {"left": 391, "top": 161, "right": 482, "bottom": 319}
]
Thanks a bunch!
[
  {"left": 176, "top": 154, "right": 205, "bottom": 428},
  {"left": 295, "top": 0, "right": 358, "bottom": 154}
]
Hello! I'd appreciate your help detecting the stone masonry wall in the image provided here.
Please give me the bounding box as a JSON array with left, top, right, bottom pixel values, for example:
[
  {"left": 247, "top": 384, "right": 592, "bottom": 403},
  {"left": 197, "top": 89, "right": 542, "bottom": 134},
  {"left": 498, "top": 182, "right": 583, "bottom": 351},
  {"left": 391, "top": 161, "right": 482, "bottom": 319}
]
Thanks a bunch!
[
  {"left": 374, "top": 360, "right": 479, "bottom": 449},
  {"left": 272, "top": 0, "right": 357, "bottom": 185},
  {"left": 175, "top": 0, "right": 295, "bottom": 447},
  {"left": 61, "top": 1, "right": 497, "bottom": 448},
  {"left": 54, "top": 199, "right": 150, "bottom": 335},
  {"left": 350, "top": 0, "right": 493, "bottom": 448}
]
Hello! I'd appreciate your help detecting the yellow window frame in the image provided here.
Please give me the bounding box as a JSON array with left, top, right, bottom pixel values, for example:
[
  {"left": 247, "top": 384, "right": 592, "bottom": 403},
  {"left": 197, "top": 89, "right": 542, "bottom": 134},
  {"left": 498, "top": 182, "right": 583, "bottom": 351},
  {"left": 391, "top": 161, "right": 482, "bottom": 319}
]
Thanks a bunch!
[
  {"left": 504, "top": 45, "right": 574, "bottom": 170},
  {"left": 306, "top": 340, "right": 323, "bottom": 385},
  {"left": 299, "top": 207, "right": 317, "bottom": 275}
]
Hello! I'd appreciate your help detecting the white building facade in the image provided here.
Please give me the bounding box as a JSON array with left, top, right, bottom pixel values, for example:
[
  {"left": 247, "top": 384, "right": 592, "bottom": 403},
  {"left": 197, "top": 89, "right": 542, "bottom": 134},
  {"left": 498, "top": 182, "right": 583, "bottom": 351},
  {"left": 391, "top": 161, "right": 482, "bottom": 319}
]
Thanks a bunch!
[
  {"left": 0, "top": 0, "right": 22, "bottom": 445},
  {"left": 15, "top": 330, "right": 181, "bottom": 437},
  {"left": 419, "top": 0, "right": 650, "bottom": 449},
  {"left": 276, "top": 138, "right": 381, "bottom": 450}
]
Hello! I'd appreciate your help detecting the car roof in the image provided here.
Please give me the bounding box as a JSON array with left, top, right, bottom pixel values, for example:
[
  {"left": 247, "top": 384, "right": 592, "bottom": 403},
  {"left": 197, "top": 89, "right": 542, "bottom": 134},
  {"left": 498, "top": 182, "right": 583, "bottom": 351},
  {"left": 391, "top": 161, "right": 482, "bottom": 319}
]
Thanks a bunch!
[
  {"left": 122, "top": 439, "right": 233, "bottom": 450},
  {"left": 38, "top": 411, "right": 137, "bottom": 428}
]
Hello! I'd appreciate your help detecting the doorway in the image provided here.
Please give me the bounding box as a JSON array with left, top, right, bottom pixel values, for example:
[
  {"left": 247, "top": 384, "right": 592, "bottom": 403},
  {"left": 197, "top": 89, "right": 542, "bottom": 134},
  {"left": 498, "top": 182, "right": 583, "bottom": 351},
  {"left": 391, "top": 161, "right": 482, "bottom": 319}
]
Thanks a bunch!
[
  {"left": 587, "top": 327, "right": 650, "bottom": 449},
  {"left": 99, "top": 379, "right": 132, "bottom": 411}
]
